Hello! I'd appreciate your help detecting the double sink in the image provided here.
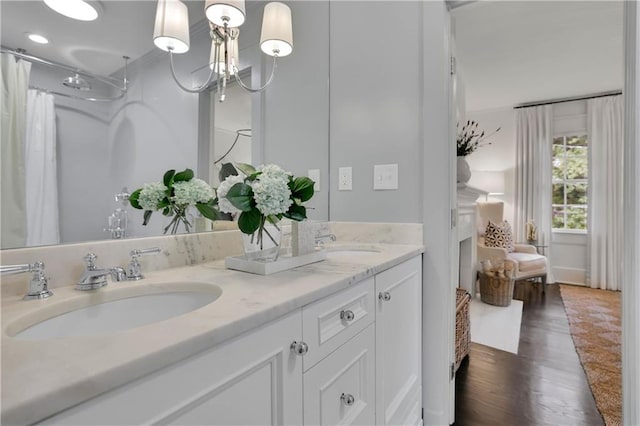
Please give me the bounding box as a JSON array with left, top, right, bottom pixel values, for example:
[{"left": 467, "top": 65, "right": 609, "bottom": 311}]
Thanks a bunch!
[{"left": 5, "top": 246, "right": 380, "bottom": 341}]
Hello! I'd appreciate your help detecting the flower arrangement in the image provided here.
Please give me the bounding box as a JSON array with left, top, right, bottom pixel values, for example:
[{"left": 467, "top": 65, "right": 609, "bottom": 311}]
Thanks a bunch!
[
  {"left": 457, "top": 120, "right": 501, "bottom": 157},
  {"left": 217, "top": 163, "right": 315, "bottom": 248},
  {"left": 129, "top": 168, "right": 219, "bottom": 234}
]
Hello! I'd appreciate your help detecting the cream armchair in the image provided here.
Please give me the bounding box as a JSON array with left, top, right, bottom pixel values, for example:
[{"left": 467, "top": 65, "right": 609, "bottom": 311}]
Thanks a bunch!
[{"left": 476, "top": 201, "right": 549, "bottom": 290}]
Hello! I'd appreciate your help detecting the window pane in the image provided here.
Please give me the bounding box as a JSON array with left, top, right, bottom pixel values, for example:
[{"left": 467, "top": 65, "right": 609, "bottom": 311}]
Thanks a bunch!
[
  {"left": 552, "top": 184, "right": 564, "bottom": 204},
  {"left": 566, "top": 146, "right": 587, "bottom": 157},
  {"left": 553, "top": 157, "right": 565, "bottom": 180},
  {"left": 567, "top": 206, "right": 587, "bottom": 230},
  {"left": 567, "top": 135, "right": 587, "bottom": 147},
  {"left": 565, "top": 156, "right": 588, "bottom": 179},
  {"left": 552, "top": 206, "right": 565, "bottom": 229},
  {"left": 552, "top": 145, "right": 564, "bottom": 157},
  {"left": 553, "top": 136, "right": 564, "bottom": 145},
  {"left": 566, "top": 183, "right": 587, "bottom": 204}
]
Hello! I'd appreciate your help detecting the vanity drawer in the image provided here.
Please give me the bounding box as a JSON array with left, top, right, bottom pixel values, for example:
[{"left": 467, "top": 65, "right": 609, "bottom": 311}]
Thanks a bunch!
[
  {"left": 303, "top": 324, "right": 375, "bottom": 426},
  {"left": 302, "top": 277, "right": 375, "bottom": 371}
]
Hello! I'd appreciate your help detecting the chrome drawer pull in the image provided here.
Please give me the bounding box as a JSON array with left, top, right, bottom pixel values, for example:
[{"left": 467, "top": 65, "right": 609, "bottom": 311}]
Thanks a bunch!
[
  {"left": 378, "top": 291, "right": 391, "bottom": 302},
  {"left": 341, "top": 393, "right": 355, "bottom": 406},
  {"left": 340, "top": 309, "right": 355, "bottom": 322},
  {"left": 290, "top": 341, "right": 308, "bottom": 356}
]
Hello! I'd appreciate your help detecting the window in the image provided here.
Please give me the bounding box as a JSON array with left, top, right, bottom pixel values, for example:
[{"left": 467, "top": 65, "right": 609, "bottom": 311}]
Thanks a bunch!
[{"left": 552, "top": 135, "right": 588, "bottom": 231}]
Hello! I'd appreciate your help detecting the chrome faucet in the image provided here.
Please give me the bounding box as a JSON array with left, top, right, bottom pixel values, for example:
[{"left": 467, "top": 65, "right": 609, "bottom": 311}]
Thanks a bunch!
[
  {"left": 0, "top": 261, "right": 53, "bottom": 300},
  {"left": 315, "top": 233, "right": 337, "bottom": 246},
  {"left": 76, "top": 253, "right": 126, "bottom": 291},
  {"left": 127, "top": 247, "right": 161, "bottom": 280}
]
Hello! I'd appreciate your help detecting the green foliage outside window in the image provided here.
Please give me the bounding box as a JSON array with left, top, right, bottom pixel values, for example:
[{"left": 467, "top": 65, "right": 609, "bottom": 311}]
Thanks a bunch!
[{"left": 552, "top": 135, "right": 588, "bottom": 231}]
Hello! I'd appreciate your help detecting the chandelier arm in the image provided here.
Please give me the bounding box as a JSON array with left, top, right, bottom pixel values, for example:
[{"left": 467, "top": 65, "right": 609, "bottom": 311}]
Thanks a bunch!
[
  {"left": 169, "top": 50, "right": 217, "bottom": 94},
  {"left": 233, "top": 56, "right": 279, "bottom": 93}
]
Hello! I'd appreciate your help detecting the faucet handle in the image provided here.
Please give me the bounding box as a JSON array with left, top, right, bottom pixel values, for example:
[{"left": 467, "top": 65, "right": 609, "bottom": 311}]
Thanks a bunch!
[
  {"left": 83, "top": 253, "right": 98, "bottom": 270},
  {"left": 127, "top": 247, "right": 161, "bottom": 280},
  {"left": 0, "top": 262, "right": 53, "bottom": 300}
]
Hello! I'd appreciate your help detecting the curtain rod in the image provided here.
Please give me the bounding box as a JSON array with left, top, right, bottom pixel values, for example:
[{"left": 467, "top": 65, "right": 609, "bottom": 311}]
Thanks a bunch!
[{"left": 513, "top": 90, "right": 623, "bottom": 109}]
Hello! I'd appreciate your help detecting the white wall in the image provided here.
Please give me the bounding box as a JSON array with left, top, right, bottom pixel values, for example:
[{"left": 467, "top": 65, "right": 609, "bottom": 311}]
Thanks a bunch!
[
  {"left": 466, "top": 107, "right": 516, "bottom": 225},
  {"left": 329, "top": 1, "right": 423, "bottom": 223}
]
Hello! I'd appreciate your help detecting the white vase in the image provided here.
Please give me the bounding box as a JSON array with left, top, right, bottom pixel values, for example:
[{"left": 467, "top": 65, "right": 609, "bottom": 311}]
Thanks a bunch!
[{"left": 457, "top": 156, "right": 471, "bottom": 184}]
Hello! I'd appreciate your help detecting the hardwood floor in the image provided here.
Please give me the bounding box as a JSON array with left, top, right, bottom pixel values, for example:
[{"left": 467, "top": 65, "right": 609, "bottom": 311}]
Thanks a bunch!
[{"left": 454, "top": 283, "right": 604, "bottom": 426}]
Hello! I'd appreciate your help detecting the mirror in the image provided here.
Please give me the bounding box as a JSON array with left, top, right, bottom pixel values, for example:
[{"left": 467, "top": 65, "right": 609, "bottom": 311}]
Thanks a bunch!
[{"left": 0, "top": 0, "right": 329, "bottom": 249}]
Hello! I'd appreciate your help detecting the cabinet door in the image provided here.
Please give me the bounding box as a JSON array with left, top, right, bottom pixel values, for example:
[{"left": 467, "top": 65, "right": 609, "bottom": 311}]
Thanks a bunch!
[
  {"left": 303, "top": 325, "right": 375, "bottom": 426},
  {"left": 39, "top": 311, "right": 303, "bottom": 426},
  {"left": 375, "top": 256, "right": 422, "bottom": 426}
]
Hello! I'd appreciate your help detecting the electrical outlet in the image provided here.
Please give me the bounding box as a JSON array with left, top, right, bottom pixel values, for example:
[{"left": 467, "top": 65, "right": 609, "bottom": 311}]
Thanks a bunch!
[
  {"left": 373, "top": 164, "right": 398, "bottom": 190},
  {"left": 308, "top": 169, "right": 320, "bottom": 191},
  {"left": 338, "top": 167, "right": 352, "bottom": 191}
]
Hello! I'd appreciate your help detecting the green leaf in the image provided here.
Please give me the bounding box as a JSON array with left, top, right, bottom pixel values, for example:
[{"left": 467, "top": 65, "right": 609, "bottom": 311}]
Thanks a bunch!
[
  {"left": 219, "top": 163, "right": 238, "bottom": 182},
  {"left": 284, "top": 204, "right": 307, "bottom": 221},
  {"left": 163, "top": 169, "right": 176, "bottom": 187},
  {"left": 143, "top": 210, "right": 153, "bottom": 226},
  {"left": 196, "top": 202, "right": 220, "bottom": 221},
  {"left": 236, "top": 163, "right": 256, "bottom": 176},
  {"left": 226, "top": 183, "right": 254, "bottom": 212},
  {"left": 129, "top": 189, "right": 142, "bottom": 209},
  {"left": 238, "top": 209, "right": 261, "bottom": 234},
  {"left": 290, "top": 176, "right": 315, "bottom": 202},
  {"left": 174, "top": 168, "right": 194, "bottom": 182},
  {"left": 162, "top": 207, "right": 171, "bottom": 216}
]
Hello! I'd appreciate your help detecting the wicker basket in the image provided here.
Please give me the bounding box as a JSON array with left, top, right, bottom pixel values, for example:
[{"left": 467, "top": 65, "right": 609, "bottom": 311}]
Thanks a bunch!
[
  {"left": 455, "top": 288, "right": 470, "bottom": 371},
  {"left": 479, "top": 272, "right": 514, "bottom": 306}
]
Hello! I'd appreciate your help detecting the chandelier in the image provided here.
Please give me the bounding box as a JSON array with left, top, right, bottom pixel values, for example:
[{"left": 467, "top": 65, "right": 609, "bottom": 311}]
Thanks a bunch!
[{"left": 152, "top": 0, "right": 293, "bottom": 101}]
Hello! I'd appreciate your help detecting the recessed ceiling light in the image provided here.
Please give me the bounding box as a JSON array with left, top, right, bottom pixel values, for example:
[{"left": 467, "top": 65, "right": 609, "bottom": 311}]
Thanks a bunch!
[
  {"left": 43, "top": 0, "right": 99, "bottom": 21},
  {"left": 27, "top": 33, "right": 49, "bottom": 44}
]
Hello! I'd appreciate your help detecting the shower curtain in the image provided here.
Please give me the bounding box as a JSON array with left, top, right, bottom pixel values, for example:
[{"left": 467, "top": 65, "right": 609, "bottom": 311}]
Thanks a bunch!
[
  {"left": 1, "top": 53, "right": 31, "bottom": 248},
  {"left": 26, "top": 90, "right": 59, "bottom": 246}
]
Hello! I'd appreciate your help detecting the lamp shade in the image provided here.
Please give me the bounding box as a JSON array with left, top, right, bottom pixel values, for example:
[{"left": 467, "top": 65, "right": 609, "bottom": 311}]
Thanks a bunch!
[
  {"left": 153, "top": 0, "right": 190, "bottom": 54},
  {"left": 260, "top": 2, "right": 293, "bottom": 57},
  {"left": 209, "top": 39, "right": 239, "bottom": 75},
  {"left": 205, "top": 0, "right": 246, "bottom": 27},
  {"left": 468, "top": 171, "right": 505, "bottom": 195}
]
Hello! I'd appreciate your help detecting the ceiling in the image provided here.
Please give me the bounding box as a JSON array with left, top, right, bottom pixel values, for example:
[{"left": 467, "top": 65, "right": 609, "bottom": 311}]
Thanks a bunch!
[
  {"left": 453, "top": 1, "right": 624, "bottom": 111},
  {"left": 0, "top": 0, "right": 208, "bottom": 76}
]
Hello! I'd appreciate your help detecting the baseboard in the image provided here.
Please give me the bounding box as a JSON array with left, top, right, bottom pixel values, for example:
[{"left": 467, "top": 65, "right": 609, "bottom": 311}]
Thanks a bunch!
[{"left": 553, "top": 267, "right": 586, "bottom": 285}]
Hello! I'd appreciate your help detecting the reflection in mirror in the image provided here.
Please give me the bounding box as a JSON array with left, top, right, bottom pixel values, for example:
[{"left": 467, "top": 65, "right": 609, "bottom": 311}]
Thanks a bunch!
[{"left": 0, "top": 0, "right": 329, "bottom": 250}]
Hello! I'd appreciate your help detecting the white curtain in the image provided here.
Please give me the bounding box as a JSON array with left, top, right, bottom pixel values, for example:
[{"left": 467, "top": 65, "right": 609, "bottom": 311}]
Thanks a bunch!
[
  {"left": 1, "top": 53, "right": 31, "bottom": 248},
  {"left": 515, "top": 104, "right": 555, "bottom": 283},
  {"left": 26, "top": 90, "right": 59, "bottom": 246},
  {"left": 587, "top": 95, "right": 623, "bottom": 291}
]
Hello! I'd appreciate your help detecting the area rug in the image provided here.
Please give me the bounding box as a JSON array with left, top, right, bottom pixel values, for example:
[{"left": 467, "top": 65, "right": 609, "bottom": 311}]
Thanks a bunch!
[
  {"left": 469, "top": 298, "right": 523, "bottom": 354},
  {"left": 559, "top": 284, "right": 622, "bottom": 426}
]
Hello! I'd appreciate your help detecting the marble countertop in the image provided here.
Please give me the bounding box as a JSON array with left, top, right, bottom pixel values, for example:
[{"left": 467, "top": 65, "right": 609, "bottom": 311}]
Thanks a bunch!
[{"left": 1, "top": 243, "right": 423, "bottom": 425}]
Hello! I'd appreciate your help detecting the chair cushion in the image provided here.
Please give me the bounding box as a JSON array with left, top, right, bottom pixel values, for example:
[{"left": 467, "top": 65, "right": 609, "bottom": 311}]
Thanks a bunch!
[
  {"left": 484, "top": 220, "right": 515, "bottom": 253},
  {"left": 508, "top": 252, "right": 546, "bottom": 272}
]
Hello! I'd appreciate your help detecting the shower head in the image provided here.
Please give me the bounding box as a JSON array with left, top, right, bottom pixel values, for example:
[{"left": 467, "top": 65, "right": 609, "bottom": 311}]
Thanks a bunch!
[{"left": 62, "top": 73, "right": 91, "bottom": 91}]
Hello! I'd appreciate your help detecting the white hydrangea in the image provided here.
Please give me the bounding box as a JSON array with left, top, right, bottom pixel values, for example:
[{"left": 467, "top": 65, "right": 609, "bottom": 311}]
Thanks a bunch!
[
  {"left": 173, "top": 178, "right": 214, "bottom": 206},
  {"left": 217, "top": 174, "right": 246, "bottom": 214},
  {"left": 252, "top": 164, "right": 292, "bottom": 216},
  {"left": 138, "top": 182, "right": 167, "bottom": 211}
]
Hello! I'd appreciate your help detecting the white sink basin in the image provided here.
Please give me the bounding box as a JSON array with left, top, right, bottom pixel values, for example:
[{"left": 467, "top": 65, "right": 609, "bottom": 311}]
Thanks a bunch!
[
  {"left": 325, "top": 247, "right": 380, "bottom": 259},
  {"left": 12, "top": 285, "right": 222, "bottom": 340}
]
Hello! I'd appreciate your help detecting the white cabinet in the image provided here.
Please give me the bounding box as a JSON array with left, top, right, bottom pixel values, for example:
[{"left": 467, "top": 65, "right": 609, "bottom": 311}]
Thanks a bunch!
[
  {"left": 38, "top": 255, "right": 423, "bottom": 426},
  {"left": 303, "top": 325, "right": 376, "bottom": 425},
  {"left": 39, "top": 310, "right": 303, "bottom": 426},
  {"left": 375, "top": 256, "right": 423, "bottom": 426}
]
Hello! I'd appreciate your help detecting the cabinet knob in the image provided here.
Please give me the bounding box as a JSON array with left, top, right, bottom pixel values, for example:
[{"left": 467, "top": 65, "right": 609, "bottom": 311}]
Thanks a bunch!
[
  {"left": 340, "top": 393, "right": 355, "bottom": 406},
  {"left": 378, "top": 291, "right": 392, "bottom": 302},
  {"left": 290, "top": 340, "right": 308, "bottom": 356},
  {"left": 340, "top": 309, "right": 355, "bottom": 322}
]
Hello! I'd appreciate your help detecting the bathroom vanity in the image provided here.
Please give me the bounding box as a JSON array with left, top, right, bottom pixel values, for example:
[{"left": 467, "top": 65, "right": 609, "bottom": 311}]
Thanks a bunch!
[{"left": 1, "top": 227, "right": 423, "bottom": 425}]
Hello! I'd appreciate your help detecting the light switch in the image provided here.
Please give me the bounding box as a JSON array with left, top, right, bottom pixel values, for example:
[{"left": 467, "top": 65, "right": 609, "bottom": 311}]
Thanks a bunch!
[
  {"left": 308, "top": 169, "right": 320, "bottom": 192},
  {"left": 373, "top": 164, "right": 398, "bottom": 190},
  {"left": 338, "top": 167, "right": 352, "bottom": 191}
]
